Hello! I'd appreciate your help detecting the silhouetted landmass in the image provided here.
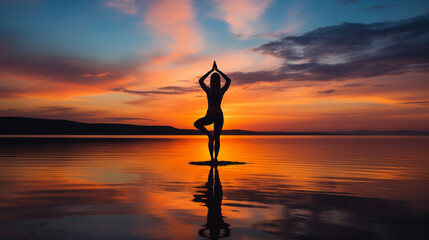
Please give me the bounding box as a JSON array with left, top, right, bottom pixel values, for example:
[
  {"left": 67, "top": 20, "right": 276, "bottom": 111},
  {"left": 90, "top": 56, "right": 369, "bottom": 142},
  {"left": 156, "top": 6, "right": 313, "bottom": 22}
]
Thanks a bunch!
[
  {"left": 189, "top": 161, "right": 246, "bottom": 166},
  {"left": 1, "top": 117, "right": 428, "bottom": 135}
]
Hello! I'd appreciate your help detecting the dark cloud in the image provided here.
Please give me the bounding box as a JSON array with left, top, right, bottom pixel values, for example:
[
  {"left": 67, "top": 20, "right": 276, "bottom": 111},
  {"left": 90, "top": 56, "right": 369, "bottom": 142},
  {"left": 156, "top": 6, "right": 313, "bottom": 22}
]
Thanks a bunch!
[
  {"left": 228, "top": 71, "right": 287, "bottom": 85},
  {"left": 113, "top": 85, "right": 199, "bottom": 96},
  {"left": 0, "top": 83, "right": 24, "bottom": 98},
  {"left": 318, "top": 89, "right": 337, "bottom": 94},
  {"left": 235, "top": 14, "right": 429, "bottom": 84},
  {"left": 0, "top": 106, "right": 105, "bottom": 122},
  {"left": 39, "top": 106, "right": 75, "bottom": 113},
  {"left": 235, "top": 30, "right": 291, "bottom": 39},
  {"left": 0, "top": 33, "right": 137, "bottom": 86},
  {"left": 361, "top": 4, "right": 400, "bottom": 11},
  {"left": 343, "top": 83, "right": 364, "bottom": 87},
  {"left": 401, "top": 101, "right": 429, "bottom": 104}
]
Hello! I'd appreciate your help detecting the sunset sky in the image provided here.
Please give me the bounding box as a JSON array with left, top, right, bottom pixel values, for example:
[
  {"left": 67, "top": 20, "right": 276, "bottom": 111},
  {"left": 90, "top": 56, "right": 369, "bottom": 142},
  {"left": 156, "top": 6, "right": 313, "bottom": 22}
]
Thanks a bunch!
[{"left": 1, "top": 0, "right": 428, "bottom": 131}]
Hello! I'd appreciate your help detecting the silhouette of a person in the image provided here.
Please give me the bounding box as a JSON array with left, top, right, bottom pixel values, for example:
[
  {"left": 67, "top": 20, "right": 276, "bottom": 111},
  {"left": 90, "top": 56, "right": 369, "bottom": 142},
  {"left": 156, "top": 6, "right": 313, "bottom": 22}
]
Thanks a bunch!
[
  {"left": 193, "top": 165, "right": 230, "bottom": 239},
  {"left": 194, "top": 61, "right": 231, "bottom": 162}
]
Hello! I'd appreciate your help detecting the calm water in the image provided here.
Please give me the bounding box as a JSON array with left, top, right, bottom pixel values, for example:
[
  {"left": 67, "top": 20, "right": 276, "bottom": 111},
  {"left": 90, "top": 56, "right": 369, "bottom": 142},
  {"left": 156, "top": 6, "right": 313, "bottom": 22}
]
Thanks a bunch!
[{"left": 0, "top": 136, "right": 428, "bottom": 240}]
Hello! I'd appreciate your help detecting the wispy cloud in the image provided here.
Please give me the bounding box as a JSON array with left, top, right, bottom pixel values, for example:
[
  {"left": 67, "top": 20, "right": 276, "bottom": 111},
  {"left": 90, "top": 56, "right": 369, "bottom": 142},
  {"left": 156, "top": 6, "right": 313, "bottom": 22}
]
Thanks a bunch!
[
  {"left": 0, "top": 34, "right": 137, "bottom": 97},
  {"left": 0, "top": 106, "right": 157, "bottom": 124},
  {"left": 343, "top": 83, "right": 364, "bottom": 87},
  {"left": 212, "top": 0, "right": 273, "bottom": 38},
  {"left": 143, "top": 0, "right": 203, "bottom": 62},
  {"left": 401, "top": 101, "right": 429, "bottom": 104},
  {"left": 105, "top": 0, "right": 203, "bottom": 63},
  {"left": 113, "top": 85, "right": 199, "bottom": 96},
  {"left": 0, "top": 50, "right": 130, "bottom": 85},
  {"left": 0, "top": 106, "right": 105, "bottom": 122},
  {"left": 361, "top": 4, "right": 400, "bottom": 11},
  {"left": 104, "top": 0, "right": 138, "bottom": 14},
  {"left": 318, "top": 89, "right": 337, "bottom": 94}
]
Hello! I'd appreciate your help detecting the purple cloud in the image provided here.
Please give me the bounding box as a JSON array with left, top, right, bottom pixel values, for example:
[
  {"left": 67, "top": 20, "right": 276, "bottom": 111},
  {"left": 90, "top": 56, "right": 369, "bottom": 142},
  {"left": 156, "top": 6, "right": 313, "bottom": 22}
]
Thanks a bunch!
[{"left": 227, "top": 14, "right": 429, "bottom": 85}]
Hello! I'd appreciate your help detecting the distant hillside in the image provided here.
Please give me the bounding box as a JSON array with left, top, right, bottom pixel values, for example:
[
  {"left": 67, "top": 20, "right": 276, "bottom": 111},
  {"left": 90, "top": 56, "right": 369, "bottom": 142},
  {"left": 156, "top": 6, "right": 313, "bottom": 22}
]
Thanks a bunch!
[
  {"left": 0, "top": 117, "right": 256, "bottom": 135},
  {"left": 0, "top": 117, "right": 187, "bottom": 135},
  {"left": 0, "top": 117, "right": 428, "bottom": 135}
]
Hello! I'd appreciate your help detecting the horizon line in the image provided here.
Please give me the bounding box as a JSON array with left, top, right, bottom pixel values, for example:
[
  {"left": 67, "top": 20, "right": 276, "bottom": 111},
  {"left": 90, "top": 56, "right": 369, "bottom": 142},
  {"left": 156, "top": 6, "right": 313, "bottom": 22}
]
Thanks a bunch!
[{"left": 1, "top": 116, "right": 429, "bottom": 134}]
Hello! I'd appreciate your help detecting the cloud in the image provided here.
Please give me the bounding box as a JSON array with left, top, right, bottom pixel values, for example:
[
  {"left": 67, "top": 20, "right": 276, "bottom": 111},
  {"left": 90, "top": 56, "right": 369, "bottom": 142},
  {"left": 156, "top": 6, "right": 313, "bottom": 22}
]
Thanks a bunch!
[
  {"left": 318, "top": 89, "right": 337, "bottom": 94},
  {"left": 105, "top": 0, "right": 203, "bottom": 63},
  {"left": 0, "top": 106, "right": 159, "bottom": 124},
  {"left": 0, "top": 106, "right": 106, "bottom": 122},
  {"left": 143, "top": 0, "right": 203, "bottom": 62},
  {"left": 0, "top": 37, "right": 136, "bottom": 85},
  {"left": 104, "top": 0, "right": 138, "bottom": 14},
  {"left": 361, "top": 4, "right": 400, "bottom": 11},
  {"left": 82, "top": 72, "right": 115, "bottom": 78},
  {"left": 0, "top": 52, "right": 127, "bottom": 85},
  {"left": 232, "top": 14, "right": 429, "bottom": 84},
  {"left": 227, "top": 70, "right": 286, "bottom": 85},
  {"left": 0, "top": 34, "right": 139, "bottom": 98},
  {"left": 343, "top": 83, "right": 364, "bottom": 87},
  {"left": 113, "top": 85, "right": 199, "bottom": 96},
  {"left": 213, "top": 0, "right": 273, "bottom": 38},
  {"left": 401, "top": 101, "right": 429, "bottom": 104}
]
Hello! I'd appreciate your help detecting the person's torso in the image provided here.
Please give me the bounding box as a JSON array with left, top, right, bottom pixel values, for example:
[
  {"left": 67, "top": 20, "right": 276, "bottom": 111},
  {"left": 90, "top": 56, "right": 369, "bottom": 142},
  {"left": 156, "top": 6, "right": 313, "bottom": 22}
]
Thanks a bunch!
[{"left": 206, "top": 90, "right": 223, "bottom": 111}]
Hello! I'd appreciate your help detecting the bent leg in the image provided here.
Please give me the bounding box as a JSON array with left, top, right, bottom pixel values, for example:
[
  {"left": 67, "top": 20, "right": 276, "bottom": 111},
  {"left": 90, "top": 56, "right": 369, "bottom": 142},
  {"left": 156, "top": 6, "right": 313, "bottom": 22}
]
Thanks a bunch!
[
  {"left": 213, "top": 114, "right": 224, "bottom": 161},
  {"left": 194, "top": 116, "right": 213, "bottom": 137}
]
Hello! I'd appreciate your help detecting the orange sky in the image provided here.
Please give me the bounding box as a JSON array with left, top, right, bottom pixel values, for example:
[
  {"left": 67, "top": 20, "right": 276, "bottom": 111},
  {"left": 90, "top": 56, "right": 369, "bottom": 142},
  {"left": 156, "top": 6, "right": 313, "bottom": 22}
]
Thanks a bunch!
[{"left": 1, "top": 0, "right": 428, "bottom": 131}]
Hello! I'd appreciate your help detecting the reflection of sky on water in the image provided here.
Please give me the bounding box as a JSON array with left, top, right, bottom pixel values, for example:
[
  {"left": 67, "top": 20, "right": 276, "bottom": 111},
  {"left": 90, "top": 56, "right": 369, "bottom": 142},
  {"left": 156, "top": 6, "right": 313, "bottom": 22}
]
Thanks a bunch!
[{"left": 0, "top": 136, "right": 428, "bottom": 239}]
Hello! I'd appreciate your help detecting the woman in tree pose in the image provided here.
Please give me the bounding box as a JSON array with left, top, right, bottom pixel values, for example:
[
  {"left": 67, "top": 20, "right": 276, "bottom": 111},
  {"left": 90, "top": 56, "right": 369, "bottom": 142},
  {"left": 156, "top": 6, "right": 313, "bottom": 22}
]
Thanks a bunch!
[{"left": 194, "top": 61, "right": 231, "bottom": 162}]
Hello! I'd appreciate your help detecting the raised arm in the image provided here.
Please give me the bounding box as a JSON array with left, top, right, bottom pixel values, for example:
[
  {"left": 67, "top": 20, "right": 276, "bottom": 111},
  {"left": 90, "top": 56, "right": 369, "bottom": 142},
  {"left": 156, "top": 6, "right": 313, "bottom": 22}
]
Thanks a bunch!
[
  {"left": 199, "top": 69, "right": 213, "bottom": 92},
  {"left": 218, "top": 70, "right": 231, "bottom": 94}
]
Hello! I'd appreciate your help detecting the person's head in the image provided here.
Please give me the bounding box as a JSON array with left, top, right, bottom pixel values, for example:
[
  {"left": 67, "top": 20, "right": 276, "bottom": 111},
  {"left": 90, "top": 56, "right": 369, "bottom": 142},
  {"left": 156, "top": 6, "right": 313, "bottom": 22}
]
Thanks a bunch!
[{"left": 210, "top": 73, "right": 221, "bottom": 90}]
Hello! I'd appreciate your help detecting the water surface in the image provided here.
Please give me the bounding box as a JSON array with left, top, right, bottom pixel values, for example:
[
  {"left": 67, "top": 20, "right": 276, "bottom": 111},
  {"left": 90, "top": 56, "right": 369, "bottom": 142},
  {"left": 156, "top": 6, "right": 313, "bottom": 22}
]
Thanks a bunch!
[{"left": 0, "top": 136, "right": 428, "bottom": 239}]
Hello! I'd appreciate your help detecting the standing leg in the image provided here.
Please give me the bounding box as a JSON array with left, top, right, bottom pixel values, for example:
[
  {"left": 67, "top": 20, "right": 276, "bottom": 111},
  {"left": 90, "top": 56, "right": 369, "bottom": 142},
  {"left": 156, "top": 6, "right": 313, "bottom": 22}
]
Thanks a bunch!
[
  {"left": 194, "top": 116, "right": 215, "bottom": 160},
  {"left": 213, "top": 114, "right": 224, "bottom": 161},
  {"left": 208, "top": 135, "right": 214, "bottom": 161}
]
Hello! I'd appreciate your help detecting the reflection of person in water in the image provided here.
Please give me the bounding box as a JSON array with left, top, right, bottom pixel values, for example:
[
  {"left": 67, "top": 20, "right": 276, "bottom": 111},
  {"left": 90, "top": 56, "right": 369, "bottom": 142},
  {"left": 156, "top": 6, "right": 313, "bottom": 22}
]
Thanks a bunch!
[
  {"left": 193, "top": 166, "right": 230, "bottom": 239},
  {"left": 194, "top": 61, "right": 231, "bottom": 162}
]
